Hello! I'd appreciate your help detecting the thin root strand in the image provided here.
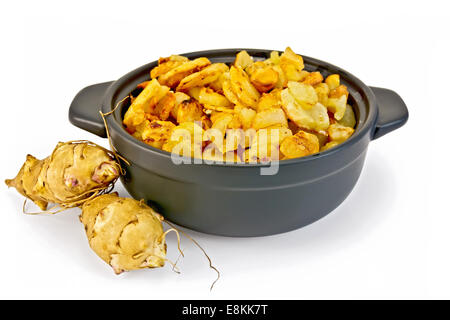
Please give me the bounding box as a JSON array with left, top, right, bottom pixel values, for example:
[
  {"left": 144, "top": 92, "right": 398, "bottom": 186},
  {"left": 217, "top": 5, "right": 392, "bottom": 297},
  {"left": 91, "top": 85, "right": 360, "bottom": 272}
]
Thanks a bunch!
[
  {"left": 164, "top": 220, "right": 221, "bottom": 291},
  {"left": 165, "top": 258, "right": 181, "bottom": 274},
  {"left": 162, "top": 228, "right": 185, "bottom": 258},
  {"left": 99, "top": 95, "right": 131, "bottom": 176}
]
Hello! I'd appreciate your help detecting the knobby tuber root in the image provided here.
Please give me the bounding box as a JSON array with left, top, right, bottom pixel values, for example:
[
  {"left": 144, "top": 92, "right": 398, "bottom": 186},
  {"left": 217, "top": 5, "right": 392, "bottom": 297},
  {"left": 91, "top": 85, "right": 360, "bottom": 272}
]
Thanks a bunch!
[
  {"left": 7, "top": 138, "right": 220, "bottom": 289},
  {"left": 5, "top": 141, "right": 120, "bottom": 212},
  {"left": 80, "top": 193, "right": 167, "bottom": 274},
  {"left": 80, "top": 193, "right": 220, "bottom": 289}
]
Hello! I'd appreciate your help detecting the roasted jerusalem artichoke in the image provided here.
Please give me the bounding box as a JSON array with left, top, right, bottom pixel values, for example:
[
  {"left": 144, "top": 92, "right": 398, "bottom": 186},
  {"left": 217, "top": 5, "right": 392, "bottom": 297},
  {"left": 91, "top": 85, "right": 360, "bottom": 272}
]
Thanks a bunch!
[
  {"left": 5, "top": 141, "right": 120, "bottom": 211},
  {"left": 124, "top": 47, "right": 356, "bottom": 162}
]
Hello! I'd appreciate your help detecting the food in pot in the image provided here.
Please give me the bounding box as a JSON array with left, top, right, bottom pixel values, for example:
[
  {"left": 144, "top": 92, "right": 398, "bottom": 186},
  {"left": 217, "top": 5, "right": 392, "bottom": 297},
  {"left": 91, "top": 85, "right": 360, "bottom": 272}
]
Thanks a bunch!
[
  {"left": 123, "top": 47, "right": 356, "bottom": 162},
  {"left": 5, "top": 141, "right": 120, "bottom": 211}
]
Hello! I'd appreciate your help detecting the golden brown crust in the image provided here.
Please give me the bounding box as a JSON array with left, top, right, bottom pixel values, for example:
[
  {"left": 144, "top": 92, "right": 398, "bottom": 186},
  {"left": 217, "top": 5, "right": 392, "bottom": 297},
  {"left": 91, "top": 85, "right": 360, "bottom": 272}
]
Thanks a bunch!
[
  {"left": 158, "top": 57, "right": 211, "bottom": 88},
  {"left": 123, "top": 47, "right": 356, "bottom": 160},
  {"left": 150, "top": 55, "right": 189, "bottom": 79},
  {"left": 302, "top": 72, "right": 324, "bottom": 86},
  {"left": 250, "top": 66, "right": 279, "bottom": 93},
  {"left": 229, "top": 66, "right": 260, "bottom": 108},
  {"left": 280, "top": 130, "right": 320, "bottom": 159},
  {"left": 176, "top": 63, "right": 228, "bottom": 92}
]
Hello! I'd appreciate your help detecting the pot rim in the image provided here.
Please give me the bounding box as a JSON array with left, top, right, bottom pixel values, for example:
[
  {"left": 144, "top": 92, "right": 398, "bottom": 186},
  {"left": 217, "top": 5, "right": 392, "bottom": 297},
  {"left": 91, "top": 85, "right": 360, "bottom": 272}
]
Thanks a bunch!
[{"left": 102, "top": 48, "right": 378, "bottom": 168}]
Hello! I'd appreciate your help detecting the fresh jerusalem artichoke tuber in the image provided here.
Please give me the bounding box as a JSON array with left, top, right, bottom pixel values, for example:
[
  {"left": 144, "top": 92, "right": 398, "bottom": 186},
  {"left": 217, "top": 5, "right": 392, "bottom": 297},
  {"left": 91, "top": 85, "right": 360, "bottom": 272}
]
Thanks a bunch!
[
  {"left": 80, "top": 193, "right": 167, "bottom": 274},
  {"left": 5, "top": 141, "right": 120, "bottom": 211},
  {"left": 7, "top": 141, "right": 219, "bottom": 287}
]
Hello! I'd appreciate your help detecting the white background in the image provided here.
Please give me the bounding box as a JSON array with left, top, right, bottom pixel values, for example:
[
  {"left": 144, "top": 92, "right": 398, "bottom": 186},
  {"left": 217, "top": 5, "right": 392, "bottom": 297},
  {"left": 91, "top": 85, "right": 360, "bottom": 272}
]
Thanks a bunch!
[{"left": 1, "top": 0, "right": 449, "bottom": 299}]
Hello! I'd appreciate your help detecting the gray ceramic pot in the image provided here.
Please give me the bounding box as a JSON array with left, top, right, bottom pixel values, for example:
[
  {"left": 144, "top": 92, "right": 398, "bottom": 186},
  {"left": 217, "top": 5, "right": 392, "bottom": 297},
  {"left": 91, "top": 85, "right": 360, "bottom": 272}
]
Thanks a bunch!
[{"left": 69, "top": 49, "right": 408, "bottom": 237}]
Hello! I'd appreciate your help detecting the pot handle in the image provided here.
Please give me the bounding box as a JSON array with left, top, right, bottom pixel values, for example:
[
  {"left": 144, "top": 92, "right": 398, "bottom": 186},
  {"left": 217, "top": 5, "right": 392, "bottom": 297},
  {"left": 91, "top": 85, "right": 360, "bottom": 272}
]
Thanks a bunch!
[
  {"left": 369, "top": 86, "right": 409, "bottom": 140},
  {"left": 68, "top": 81, "right": 114, "bottom": 138}
]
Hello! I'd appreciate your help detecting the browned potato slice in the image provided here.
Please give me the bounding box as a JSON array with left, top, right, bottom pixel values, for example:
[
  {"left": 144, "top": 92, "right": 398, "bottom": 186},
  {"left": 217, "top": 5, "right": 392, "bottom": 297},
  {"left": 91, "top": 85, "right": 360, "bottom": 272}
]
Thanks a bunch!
[
  {"left": 311, "top": 130, "right": 329, "bottom": 147},
  {"left": 237, "top": 106, "right": 257, "bottom": 130},
  {"left": 123, "top": 79, "right": 170, "bottom": 131},
  {"left": 224, "top": 129, "right": 246, "bottom": 152},
  {"left": 302, "top": 71, "right": 324, "bottom": 86},
  {"left": 203, "top": 105, "right": 235, "bottom": 114},
  {"left": 280, "top": 88, "right": 329, "bottom": 131},
  {"left": 234, "top": 50, "right": 253, "bottom": 69},
  {"left": 198, "top": 87, "right": 232, "bottom": 109},
  {"left": 204, "top": 130, "right": 225, "bottom": 153},
  {"left": 252, "top": 108, "right": 288, "bottom": 130},
  {"left": 297, "top": 70, "right": 311, "bottom": 82},
  {"left": 150, "top": 55, "right": 189, "bottom": 79},
  {"left": 326, "top": 95, "right": 347, "bottom": 120},
  {"left": 139, "top": 120, "right": 176, "bottom": 143},
  {"left": 287, "top": 81, "right": 318, "bottom": 108},
  {"left": 153, "top": 91, "right": 175, "bottom": 120},
  {"left": 208, "top": 72, "right": 228, "bottom": 93},
  {"left": 170, "top": 92, "right": 190, "bottom": 119},
  {"left": 248, "top": 127, "right": 292, "bottom": 161},
  {"left": 280, "top": 47, "right": 305, "bottom": 81},
  {"left": 250, "top": 67, "right": 279, "bottom": 93},
  {"left": 325, "top": 74, "right": 340, "bottom": 90},
  {"left": 269, "top": 64, "right": 287, "bottom": 88},
  {"left": 171, "top": 121, "right": 206, "bottom": 142},
  {"left": 289, "top": 128, "right": 328, "bottom": 148},
  {"left": 211, "top": 112, "right": 234, "bottom": 137},
  {"left": 203, "top": 145, "right": 242, "bottom": 163},
  {"left": 280, "top": 130, "right": 319, "bottom": 159},
  {"left": 227, "top": 114, "right": 242, "bottom": 129},
  {"left": 257, "top": 89, "right": 282, "bottom": 112},
  {"left": 315, "top": 83, "right": 330, "bottom": 105},
  {"left": 144, "top": 113, "right": 160, "bottom": 122},
  {"left": 209, "top": 110, "right": 222, "bottom": 123},
  {"left": 268, "top": 51, "right": 281, "bottom": 65},
  {"left": 176, "top": 99, "right": 204, "bottom": 123},
  {"left": 187, "top": 87, "right": 201, "bottom": 100},
  {"left": 246, "top": 60, "right": 280, "bottom": 92},
  {"left": 200, "top": 115, "right": 212, "bottom": 130},
  {"left": 163, "top": 122, "right": 205, "bottom": 158},
  {"left": 158, "top": 54, "right": 189, "bottom": 64},
  {"left": 158, "top": 57, "right": 211, "bottom": 88},
  {"left": 206, "top": 113, "right": 240, "bottom": 153},
  {"left": 229, "top": 66, "right": 260, "bottom": 108},
  {"left": 222, "top": 79, "right": 241, "bottom": 105},
  {"left": 329, "top": 84, "right": 349, "bottom": 99},
  {"left": 202, "top": 143, "right": 225, "bottom": 162},
  {"left": 176, "top": 63, "right": 229, "bottom": 91},
  {"left": 328, "top": 123, "right": 354, "bottom": 142},
  {"left": 245, "top": 61, "right": 265, "bottom": 74}
]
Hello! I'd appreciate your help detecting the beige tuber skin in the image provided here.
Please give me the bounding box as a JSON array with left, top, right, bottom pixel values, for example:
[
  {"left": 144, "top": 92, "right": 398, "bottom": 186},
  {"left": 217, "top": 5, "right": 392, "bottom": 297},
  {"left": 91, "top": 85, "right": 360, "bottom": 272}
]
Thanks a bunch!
[
  {"left": 6, "top": 140, "right": 219, "bottom": 289},
  {"left": 5, "top": 141, "right": 120, "bottom": 211},
  {"left": 80, "top": 193, "right": 167, "bottom": 274}
]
